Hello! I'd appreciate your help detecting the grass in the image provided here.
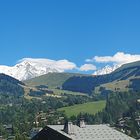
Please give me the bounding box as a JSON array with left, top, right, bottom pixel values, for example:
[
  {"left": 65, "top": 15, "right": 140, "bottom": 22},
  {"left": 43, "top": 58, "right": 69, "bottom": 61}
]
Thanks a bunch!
[
  {"left": 58, "top": 100, "right": 106, "bottom": 118},
  {"left": 94, "top": 80, "right": 130, "bottom": 94}
]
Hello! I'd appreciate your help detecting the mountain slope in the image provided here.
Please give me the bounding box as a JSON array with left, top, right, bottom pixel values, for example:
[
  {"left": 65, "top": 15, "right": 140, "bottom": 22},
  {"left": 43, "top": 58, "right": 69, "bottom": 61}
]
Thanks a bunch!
[
  {"left": 96, "top": 61, "right": 140, "bottom": 93},
  {"left": 25, "top": 73, "right": 88, "bottom": 88},
  {"left": 62, "top": 61, "right": 140, "bottom": 94},
  {"left": 25, "top": 61, "right": 140, "bottom": 95},
  {"left": 0, "top": 74, "right": 24, "bottom": 96}
]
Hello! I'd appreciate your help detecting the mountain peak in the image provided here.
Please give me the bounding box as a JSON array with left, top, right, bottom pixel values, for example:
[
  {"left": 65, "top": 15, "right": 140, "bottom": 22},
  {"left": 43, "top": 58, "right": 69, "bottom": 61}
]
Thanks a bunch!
[
  {"left": 93, "top": 64, "right": 121, "bottom": 75},
  {"left": 0, "top": 58, "right": 76, "bottom": 81},
  {"left": 0, "top": 59, "right": 62, "bottom": 81}
]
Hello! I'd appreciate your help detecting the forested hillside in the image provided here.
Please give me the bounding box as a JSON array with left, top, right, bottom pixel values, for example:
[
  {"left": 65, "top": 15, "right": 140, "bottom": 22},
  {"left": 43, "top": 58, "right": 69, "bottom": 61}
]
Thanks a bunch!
[{"left": 0, "top": 74, "right": 24, "bottom": 96}]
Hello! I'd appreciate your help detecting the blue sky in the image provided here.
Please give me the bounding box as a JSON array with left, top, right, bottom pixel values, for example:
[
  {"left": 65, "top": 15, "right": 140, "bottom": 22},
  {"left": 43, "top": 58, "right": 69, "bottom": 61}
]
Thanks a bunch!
[{"left": 0, "top": 0, "right": 140, "bottom": 73}]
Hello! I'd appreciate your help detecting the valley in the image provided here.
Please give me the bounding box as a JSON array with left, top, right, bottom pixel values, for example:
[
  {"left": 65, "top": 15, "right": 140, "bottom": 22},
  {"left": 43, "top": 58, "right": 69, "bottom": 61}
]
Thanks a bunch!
[{"left": 0, "top": 61, "right": 140, "bottom": 139}]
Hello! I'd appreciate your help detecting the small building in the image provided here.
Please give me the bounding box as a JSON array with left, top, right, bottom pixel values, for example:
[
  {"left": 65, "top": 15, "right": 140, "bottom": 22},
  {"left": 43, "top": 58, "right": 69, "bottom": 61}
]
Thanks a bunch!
[
  {"left": 3, "top": 124, "right": 14, "bottom": 135},
  {"left": 31, "top": 120, "right": 135, "bottom": 140}
]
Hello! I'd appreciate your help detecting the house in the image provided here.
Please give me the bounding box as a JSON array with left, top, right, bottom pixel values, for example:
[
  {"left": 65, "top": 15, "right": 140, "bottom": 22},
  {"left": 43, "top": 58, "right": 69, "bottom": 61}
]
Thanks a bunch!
[
  {"left": 3, "top": 124, "right": 14, "bottom": 136},
  {"left": 31, "top": 120, "right": 135, "bottom": 140}
]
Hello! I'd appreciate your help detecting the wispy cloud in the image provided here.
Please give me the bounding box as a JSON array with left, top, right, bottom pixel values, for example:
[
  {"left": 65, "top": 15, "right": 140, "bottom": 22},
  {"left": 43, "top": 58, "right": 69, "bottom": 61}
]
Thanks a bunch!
[
  {"left": 79, "top": 64, "right": 96, "bottom": 71},
  {"left": 19, "top": 58, "right": 77, "bottom": 72}
]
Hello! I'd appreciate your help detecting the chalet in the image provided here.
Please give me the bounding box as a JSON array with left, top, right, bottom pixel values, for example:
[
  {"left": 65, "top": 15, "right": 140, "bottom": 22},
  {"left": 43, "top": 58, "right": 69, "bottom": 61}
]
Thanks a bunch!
[{"left": 31, "top": 120, "right": 135, "bottom": 140}]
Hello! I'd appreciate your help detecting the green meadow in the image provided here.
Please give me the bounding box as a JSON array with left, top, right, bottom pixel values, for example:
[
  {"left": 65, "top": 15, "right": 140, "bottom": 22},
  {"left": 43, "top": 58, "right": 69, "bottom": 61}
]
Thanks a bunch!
[{"left": 58, "top": 100, "right": 106, "bottom": 117}]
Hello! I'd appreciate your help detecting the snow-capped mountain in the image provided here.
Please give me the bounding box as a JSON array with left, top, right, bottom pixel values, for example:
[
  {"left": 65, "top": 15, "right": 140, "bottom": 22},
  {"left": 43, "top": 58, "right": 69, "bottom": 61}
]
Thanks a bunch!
[
  {"left": 0, "top": 58, "right": 76, "bottom": 81},
  {"left": 93, "top": 64, "right": 121, "bottom": 75}
]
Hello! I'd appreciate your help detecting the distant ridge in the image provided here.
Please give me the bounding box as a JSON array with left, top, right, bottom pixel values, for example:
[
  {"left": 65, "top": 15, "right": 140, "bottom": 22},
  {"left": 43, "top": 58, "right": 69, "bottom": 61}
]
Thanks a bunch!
[
  {"left": 113, "top": 60, "right": 140, "bottom": 73},
  {"left": 25, "top": 72, "right": 89, "bottom": 88},
  {"left": 25, "top": 61, "right": 140, "bottom": 95}
]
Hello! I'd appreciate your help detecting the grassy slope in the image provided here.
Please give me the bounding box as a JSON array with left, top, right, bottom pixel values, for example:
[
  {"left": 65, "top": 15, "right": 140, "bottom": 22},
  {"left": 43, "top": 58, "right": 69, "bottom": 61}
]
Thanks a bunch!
[
  {"left": 25, "top": 72, "right": 87, "bottom": 88},
  {"left": 94, "top": 80, "right": 130, "bottom": 93},
  {"left": 58, "top": 100, "right": 106, "bottom": 117},
  {"left": 23, "top": 85, "right": 88, "bottom": 100}
]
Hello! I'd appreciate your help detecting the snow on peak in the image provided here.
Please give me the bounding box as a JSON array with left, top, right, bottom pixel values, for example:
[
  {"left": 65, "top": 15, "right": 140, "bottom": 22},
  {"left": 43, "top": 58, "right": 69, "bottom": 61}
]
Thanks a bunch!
[
  {"left": 93, "top": 64, "right": 121, "bottom": 75},
  {"left": 0, "top": 58, "right": 76, "bottom": 81}
]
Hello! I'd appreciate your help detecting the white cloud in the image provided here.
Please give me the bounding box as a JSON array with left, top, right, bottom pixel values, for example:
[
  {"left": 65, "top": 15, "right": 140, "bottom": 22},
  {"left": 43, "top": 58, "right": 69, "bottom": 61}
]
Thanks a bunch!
[
  {"left": 86, "top": 52, "right": 140, "bottom": 65},
  {"left": 79, "top": 64, "right": 97, "bottom": 71}
]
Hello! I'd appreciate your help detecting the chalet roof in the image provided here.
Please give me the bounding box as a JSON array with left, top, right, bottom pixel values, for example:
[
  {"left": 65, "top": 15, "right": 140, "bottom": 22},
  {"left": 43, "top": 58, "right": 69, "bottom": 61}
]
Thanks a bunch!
[{"left": 48, "top": 124, "right": 135, "bottom": 140}]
